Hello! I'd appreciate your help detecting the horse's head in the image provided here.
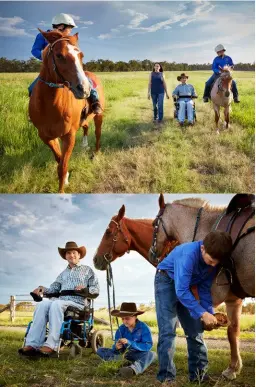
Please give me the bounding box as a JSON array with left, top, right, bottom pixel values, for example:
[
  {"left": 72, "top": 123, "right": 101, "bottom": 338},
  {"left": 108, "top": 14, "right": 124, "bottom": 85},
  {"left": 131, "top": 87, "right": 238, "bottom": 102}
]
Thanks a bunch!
[
  {"left": 149, "top": 194, "right": 177, "bottom": 265},
  {"left": 219, "top": 65, "right": 233, "bottom": 97},
  {"left": 93, "top": 205, "right": 131, "bottom": 271},
  {"left": 40, "top": 29, "right": 91, "bottom": 99}
]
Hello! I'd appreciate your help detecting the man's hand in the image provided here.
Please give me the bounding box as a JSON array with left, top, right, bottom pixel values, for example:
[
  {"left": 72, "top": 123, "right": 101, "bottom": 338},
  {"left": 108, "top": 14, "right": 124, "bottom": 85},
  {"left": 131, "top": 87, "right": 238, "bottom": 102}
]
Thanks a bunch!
[
  {"left": 116, "top": 341, "right": 123, "bottom": 350},
  {"left": 75, "top": 285, "right": 85, "bottom": 290},
  {"left": 32, "top": 286, "right": 45, "bottom": 295},
  {"left": 119, "top": 338, "right": 128, "bottom": 345},
  {"left": 201, "top": 312, "right": 217, "bottom": 329}
]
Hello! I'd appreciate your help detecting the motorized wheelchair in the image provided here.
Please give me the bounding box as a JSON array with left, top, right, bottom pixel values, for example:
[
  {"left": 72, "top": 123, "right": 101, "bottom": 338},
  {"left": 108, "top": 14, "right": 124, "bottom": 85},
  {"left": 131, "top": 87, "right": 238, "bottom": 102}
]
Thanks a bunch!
[
  {"left": 173, "top": 95, "right": 197, "bottom": 124},
  {"left": 22, "top": 290, "right": 105, "bottom": 358}
]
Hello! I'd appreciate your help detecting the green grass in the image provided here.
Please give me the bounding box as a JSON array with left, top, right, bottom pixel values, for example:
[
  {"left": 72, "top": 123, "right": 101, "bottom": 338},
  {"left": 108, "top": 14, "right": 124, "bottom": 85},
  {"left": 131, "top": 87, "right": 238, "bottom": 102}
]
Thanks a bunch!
[
  {"left": 0, "top": 71, "right": 254, "bottom": 193},
  {"left": 0, "top": 330, "right": 254, "bottom": 387}
]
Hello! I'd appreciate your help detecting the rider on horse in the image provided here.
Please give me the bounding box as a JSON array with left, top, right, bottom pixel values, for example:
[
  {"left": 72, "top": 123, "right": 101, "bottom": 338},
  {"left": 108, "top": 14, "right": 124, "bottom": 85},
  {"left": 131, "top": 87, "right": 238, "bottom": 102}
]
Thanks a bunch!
[
  {"left": 29, "top": 13, "right": 103, "bottom": 114},
  {"left": 203, "top": 44, "right": 240, "bottom": 103}
]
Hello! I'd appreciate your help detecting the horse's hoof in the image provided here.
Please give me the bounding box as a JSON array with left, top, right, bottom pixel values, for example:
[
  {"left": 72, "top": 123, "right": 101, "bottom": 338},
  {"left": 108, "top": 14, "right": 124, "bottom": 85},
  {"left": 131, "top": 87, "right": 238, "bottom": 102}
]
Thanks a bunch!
[
  {"left": 90, "top": 153, "right": 95, "bottom": 161},
  {"left": 216, "top": 130, "right": 220, "bottom": 135},
  {"left": 64, "top": 172, "right": 69, "bottom": 185},
  {"left": 222, "top": 368, "right": 237, "bottom": 380},
  {"left": 82, "top": 145, "right": 90, "bottom": 151},
  {"left": 81, "top": 136, "right": 89, "bottom": 148}
]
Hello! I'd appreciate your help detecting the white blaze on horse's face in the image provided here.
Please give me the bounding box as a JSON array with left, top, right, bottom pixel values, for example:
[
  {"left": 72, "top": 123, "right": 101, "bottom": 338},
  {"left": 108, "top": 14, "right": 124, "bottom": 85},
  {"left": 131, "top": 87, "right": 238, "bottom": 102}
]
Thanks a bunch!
[{"left": 67, "top": 44, "right": 91, "bottom": 99}]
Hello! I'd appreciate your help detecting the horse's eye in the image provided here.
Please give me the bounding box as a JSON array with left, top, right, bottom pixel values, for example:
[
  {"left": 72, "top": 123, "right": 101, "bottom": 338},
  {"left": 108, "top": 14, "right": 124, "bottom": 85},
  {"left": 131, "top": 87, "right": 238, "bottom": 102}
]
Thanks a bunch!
[
  {"left": 106, "top": 228, "right": 112, "bottom": 235},
  {"left": 56, "top": 53, "right": 64, "bottom": 60}
]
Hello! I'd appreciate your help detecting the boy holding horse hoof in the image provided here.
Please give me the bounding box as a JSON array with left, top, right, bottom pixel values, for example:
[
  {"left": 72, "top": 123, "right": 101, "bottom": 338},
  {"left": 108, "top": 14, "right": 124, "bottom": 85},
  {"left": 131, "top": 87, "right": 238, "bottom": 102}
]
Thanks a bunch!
[
  {"left": 97, "top": 302, "right": 157, "bottom": 379},
  {"left": 203, "top": 44, "right": 240, "bottom": 103},
  {"left": 29, "top": 13, "right": 103, "bottom": 114},
  {"left": 155, "top": 231, "right": 233, "bottom": 384}
]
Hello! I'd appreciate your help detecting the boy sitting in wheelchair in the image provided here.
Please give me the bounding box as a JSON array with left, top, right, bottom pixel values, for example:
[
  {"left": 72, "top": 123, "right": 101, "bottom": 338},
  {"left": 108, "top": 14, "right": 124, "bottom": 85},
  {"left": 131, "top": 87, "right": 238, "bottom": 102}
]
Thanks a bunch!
[
  {"left": 18, "top": 241, "right": 99, "bottom": 357},
  {"left": 172, "top": 73, "right": 197, "bottom": 127}
]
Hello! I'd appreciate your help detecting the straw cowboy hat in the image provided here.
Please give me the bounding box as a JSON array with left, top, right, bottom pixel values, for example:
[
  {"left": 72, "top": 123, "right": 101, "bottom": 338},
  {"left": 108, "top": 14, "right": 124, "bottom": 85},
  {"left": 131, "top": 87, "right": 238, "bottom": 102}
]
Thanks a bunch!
[
  {"left": 111, "top": 302, "right": 145, "bottom": 317},
  {"left": 177, "top": 73, "right": 189, "bottom": 81},
  {"left": 58, "top": 241, "right": 86, "bottom": 260}
]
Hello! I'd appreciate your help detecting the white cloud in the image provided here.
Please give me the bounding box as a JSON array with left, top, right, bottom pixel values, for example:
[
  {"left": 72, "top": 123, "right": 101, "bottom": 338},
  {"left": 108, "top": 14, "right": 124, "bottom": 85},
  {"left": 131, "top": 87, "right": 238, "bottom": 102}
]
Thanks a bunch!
[
  {"left": 98, "top": 33, "right": 112, "bottom": 40},
  {"left": 69, "top": 15, "right": 94, "bottom": 26},
  {"left": 0, "top": 16, "right": 33, "bottom": 37}
]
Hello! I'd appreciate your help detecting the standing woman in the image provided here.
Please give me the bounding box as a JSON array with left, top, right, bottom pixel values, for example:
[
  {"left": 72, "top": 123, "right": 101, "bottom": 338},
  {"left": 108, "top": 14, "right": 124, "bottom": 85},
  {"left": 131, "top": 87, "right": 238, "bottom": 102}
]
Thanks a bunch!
[{"left": 148, "top": 63, "right": 170, "bottom": 123}]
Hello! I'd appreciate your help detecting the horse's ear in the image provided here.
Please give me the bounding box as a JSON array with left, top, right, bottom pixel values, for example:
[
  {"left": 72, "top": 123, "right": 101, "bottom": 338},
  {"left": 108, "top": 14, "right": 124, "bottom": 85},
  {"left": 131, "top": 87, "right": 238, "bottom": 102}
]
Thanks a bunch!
[
  {"left": 39, "top": 28, "right": 63, "bottom": 44},
  {"left": 117, "top": 205, "right": 125, "bottom": 221},
  {"left": 159, "top": 193, "right": 165, "bottom": 209}
]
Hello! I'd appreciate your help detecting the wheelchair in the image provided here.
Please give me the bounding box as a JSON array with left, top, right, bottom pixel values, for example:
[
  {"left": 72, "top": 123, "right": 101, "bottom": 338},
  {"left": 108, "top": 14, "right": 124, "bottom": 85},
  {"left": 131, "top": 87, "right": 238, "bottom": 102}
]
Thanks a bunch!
[
  {"left": 173, "top": 95, "right": 197, "bottom": 124},
  {"left": 23, "top": 290, "right": 105, "bottom": 358}
]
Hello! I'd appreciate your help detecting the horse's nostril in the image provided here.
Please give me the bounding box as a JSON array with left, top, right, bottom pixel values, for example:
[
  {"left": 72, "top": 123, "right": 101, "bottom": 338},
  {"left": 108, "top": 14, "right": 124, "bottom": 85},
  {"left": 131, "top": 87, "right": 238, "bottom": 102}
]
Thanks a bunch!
[{"left": 77, "top": 84, "right": 84, "bottom": 93}]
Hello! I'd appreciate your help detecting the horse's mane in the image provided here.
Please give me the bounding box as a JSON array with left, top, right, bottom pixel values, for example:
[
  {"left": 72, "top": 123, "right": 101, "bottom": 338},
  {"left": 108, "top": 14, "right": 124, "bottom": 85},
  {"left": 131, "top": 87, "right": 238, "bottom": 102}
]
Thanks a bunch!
[{"left": 172, "top": 198, "right": 226, "bottom": 212}]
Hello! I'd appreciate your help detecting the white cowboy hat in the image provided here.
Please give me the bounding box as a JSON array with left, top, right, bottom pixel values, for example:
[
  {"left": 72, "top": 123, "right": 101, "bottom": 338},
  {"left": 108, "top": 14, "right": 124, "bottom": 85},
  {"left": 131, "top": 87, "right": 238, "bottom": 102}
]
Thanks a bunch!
[
  {"left": 215, "top": 44, "right": 226, "bottom": 53},
  {"left": 52, "top": 13, "right": 77, "bottom": 28}
]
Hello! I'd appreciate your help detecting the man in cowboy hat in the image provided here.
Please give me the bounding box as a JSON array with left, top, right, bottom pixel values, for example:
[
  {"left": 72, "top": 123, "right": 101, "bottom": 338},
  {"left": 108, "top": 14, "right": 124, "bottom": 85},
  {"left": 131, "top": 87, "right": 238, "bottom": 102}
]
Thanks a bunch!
[
  {"left": 29, "top": 13, "right": 103, "bottom": 114},
  {"left": 18, "top": 241, "right": 99, "bottom": 357},
  {"left": 203, "top": 44, "right": 240, "bottom": 103},
  {"left": 97, "top": 302, "right": 156, "bottom": 379},
  {"left": 172, "top": 73, "right": 197, "bottom": 126}
]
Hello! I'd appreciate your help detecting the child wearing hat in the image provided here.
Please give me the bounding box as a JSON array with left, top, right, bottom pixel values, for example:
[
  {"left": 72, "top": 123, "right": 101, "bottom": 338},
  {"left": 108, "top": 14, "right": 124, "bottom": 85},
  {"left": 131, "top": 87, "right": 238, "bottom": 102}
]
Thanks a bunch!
[
  {"left": 172, "top": 73, "right": 197, "bottom": 126},
  {"left": 18, "top": 241, "right": 99, "bottom": 357},
  {"left": 97, "top": 302, "right": 156, "bottom": 379}
]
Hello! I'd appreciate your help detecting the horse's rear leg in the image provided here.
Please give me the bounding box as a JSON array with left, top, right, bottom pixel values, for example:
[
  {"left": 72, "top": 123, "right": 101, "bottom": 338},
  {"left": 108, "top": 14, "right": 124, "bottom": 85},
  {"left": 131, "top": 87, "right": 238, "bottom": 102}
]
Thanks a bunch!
[
  {"left": 94, "top": 114, "right": 103, "bottom": 152},
  {"left": 214, "top": 106, "right": 220, "bottom": 134},
  {"left": 82, "top": 123, "right": 89, "bottom": 148},
  {"left": 222, "top": 296, "right": 243, "bottom": 380},
  {"left": 58, "top": 132, "right": 76, "bottom": 193},
  {"left": 40, "top": 137, "right": 62, "bottom": 164}
]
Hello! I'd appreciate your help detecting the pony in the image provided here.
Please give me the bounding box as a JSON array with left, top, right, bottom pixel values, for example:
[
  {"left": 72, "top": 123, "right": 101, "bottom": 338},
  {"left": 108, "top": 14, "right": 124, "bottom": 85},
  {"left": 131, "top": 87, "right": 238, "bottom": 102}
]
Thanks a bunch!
[
  {"left": 149, "top": 194, "right": 255, "bottom": 380},
  {"left": 29, "top": 29, "right": 104, "bottom": 193},
  {"left": 210, "top": 65, "right": 233, "bottom": 134}
]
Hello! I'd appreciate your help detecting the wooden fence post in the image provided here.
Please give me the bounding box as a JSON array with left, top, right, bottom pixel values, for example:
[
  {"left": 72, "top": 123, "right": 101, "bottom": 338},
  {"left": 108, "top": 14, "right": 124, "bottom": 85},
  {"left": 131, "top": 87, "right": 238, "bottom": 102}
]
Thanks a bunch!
[{"left": 10, "top": 295, "right": 16, "bottom": 322}]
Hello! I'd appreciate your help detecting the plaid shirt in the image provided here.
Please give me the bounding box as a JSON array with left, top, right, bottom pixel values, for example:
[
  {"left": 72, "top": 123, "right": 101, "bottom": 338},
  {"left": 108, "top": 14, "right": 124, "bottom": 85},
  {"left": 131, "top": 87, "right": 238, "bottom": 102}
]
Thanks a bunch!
[{"left": 44, "top": 262, "right": 99, "bottom": 306}]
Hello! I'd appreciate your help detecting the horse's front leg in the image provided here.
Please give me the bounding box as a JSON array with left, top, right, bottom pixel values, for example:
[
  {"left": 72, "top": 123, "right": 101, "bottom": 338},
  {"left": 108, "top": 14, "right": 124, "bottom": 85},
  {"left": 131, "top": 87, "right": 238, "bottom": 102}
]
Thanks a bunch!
[
  {"left": 39, "top": 135, "right": 62, "bottom": 164},
  {"left": 222, "top": 295, "right": 243, "bottom": 380},
  {"left": 58, "top": 131, "right": 76, "bottom": 193},
  {"left": 224, "top": 106, "right": 230, "bottom": 129}
]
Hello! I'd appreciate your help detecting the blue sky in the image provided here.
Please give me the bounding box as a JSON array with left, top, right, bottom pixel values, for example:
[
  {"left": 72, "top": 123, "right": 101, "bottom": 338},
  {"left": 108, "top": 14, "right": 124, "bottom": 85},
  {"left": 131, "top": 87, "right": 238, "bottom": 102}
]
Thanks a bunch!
[
  {"left": 0, "top": 1, "right": 254, "bottom": 63},
  {"left": 0, "top": 193, "right": 235, "bottom": 308}
]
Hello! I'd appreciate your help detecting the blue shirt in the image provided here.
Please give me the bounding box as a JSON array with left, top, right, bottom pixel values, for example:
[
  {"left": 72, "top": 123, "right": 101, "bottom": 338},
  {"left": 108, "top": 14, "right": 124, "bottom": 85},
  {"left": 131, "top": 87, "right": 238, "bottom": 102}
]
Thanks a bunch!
[
  {"left": 157, "top": 241, "right": 216, "bottom": 319},
  {"left": 44, "top": 262, "right": 99, "bottom": 306},
  {"left": 172, "top": 84, "right": 197, "bottom": 102},
  {"left": 112, "top": 320, "right": 153, "bottom": 353},
  {"left": 31, "top": 32, "right": 49, "bottom": 60},
  {"left": 212, "top": 55, "right": 234, "bottom": 74}
]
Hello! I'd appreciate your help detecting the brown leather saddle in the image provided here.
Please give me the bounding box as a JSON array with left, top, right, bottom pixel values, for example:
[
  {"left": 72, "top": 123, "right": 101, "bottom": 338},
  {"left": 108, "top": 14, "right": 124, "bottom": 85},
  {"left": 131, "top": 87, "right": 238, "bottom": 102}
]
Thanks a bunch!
[{"left": 214, "top": 194, "right": 255, "bottom": 299}]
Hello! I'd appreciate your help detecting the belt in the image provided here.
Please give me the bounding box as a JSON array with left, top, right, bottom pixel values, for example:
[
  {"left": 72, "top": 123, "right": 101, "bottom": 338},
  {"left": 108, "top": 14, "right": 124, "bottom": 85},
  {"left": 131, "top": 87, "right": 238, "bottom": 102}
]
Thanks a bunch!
[{"left": 156, "top": 269, "right": 169, "bottom": 277}]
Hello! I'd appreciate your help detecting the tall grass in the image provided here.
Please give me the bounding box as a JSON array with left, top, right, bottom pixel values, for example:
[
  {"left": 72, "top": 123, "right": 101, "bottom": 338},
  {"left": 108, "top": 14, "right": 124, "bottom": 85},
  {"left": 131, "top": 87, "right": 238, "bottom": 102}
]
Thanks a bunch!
[{"left": 0, "top": 71, "right": 254, "bottom": 193}]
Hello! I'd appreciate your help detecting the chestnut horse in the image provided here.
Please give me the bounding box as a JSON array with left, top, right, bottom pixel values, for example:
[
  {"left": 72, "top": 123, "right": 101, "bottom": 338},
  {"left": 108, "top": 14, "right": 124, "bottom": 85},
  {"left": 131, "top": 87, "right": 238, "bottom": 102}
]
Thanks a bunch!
[
  {"left": 29, "top": 29, "right": 104, "bottom": 193},
  {"left": 210, "top": 65, "right": 233, "bottom": 134},
  {"left": 93, "top": 205, "right": 178, "bottom": 271},
  {"left": 149, "top": 194, "right": 255, "bottom": 381}
]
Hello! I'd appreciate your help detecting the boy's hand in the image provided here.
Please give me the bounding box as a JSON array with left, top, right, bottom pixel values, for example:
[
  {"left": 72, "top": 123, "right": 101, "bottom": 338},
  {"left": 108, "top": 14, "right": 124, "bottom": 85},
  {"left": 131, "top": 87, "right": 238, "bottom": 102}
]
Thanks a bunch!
[
  {"left": 119, "top": 338, "right": 128, "bottom": 345},
  {"left": 201, "top": 312, "right": 217, "bottom": 329},
  {"left": 166, "top": 93, "right": 170, "bottom": 99},
  {"left": 148, "top": 93, "right": 151, "bottom": 100},
  {"left": 116, "top": 341, "right": 123, "bottom": 350},
  {"left": 32, "top": 286, "right": 45, "bottom": 295}
]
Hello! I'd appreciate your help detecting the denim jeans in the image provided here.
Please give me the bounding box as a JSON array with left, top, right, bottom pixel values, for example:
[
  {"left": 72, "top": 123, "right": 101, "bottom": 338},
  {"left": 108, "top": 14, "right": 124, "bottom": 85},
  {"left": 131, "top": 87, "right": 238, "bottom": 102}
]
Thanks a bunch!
[
  {"left": 25, "top": 300, "right": 84, "bottom": 350},
  {"left": 151, "top": 93, "right": 164, "bottom": 121},
  {"left": 28, "top": 76, "right": 99, "bottom": 101},
  {"left": 204, "top": 73, "right": 238, "bottom": 98},
  {"left": 177, "top": 100, "right": 194, "bottom": 123},
  {"left": 154, "top": 271, "right": 208, "bottom": 382},
  {"left": 97, "top": 347, "right": 157, "bottom": 375}
]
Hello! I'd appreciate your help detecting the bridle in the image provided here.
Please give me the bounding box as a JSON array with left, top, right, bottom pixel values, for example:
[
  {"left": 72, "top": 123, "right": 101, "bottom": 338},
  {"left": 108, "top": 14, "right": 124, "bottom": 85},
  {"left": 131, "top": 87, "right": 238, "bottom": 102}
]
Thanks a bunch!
[
  {"left": 218, "top": 70, "right": 232, "bottom": 94},
  {"left": 150, "top": 205, "right": 204, "bottom": 263},
  {"left": 38, "top": 37, "right": 77, "bottom": 91},
  {"left": 103, "top": 219, "right": 130, "bottom": 265}
]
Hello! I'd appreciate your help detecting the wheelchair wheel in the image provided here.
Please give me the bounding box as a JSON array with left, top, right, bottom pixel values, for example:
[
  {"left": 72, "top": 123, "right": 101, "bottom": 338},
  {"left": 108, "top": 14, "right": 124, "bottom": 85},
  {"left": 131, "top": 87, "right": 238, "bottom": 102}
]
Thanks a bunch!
[
  {"left": 91, "top": 330, "right": 105, "bottom": 354},
  {"left": 69, "top": 343, "right": 82, "bottom": 358}
]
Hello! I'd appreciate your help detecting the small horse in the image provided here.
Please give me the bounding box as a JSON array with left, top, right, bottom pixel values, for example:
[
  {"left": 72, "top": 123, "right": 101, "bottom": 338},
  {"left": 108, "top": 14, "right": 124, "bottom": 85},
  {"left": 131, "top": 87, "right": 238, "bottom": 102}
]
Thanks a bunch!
[
  {"left": 210, "top": 65, "right": 233, "bottom": 134},
  {"left": 149, "top": 194, "right": 255, "bottom": 380},
  {"left": 29, "top": 29, "right": 104, "bottom": 193},
  {"left": 93, "top": 204, "right": 178, "bottom": 271}
]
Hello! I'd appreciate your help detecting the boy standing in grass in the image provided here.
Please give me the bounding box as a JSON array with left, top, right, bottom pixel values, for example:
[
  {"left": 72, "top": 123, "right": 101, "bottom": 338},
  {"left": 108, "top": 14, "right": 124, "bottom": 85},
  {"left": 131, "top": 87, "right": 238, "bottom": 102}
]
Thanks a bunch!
[{"left": 97, "top": 302, "right": 156, "bottom": 379}]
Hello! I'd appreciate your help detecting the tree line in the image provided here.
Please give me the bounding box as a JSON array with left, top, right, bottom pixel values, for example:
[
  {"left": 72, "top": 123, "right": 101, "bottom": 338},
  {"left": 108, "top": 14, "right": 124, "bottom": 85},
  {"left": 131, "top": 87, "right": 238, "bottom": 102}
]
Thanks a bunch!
[{"left": 0, "top": 57, "right": 254, "bottom": 73}]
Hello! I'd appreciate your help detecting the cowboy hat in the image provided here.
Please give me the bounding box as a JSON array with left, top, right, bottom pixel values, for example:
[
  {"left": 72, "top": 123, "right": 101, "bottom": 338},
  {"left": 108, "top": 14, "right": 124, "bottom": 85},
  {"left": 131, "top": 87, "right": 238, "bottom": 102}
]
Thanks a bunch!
[
  {"left": 177, "top": 73, "right": 189, "bottom": 81},
  {"left": 58, "top": 241, "right": 86, "bottom": 260},
  {"left": 111, "top": 302, "right": 145, "bottom": 317}
]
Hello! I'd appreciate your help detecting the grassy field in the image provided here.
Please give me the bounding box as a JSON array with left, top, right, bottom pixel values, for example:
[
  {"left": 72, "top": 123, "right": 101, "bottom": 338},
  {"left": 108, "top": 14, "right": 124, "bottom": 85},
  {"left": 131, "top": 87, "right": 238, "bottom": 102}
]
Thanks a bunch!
[
  {"left": 0, "top": 329, "right": 254, "bottom": 387},
  {"left": 0, "top": 71, "right": 254, "bottom": 193}
]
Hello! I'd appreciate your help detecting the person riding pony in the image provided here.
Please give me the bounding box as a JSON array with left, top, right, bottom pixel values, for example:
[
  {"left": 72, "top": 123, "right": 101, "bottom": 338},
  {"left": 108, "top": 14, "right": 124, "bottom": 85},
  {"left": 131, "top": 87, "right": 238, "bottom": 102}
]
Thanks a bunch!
[
  {"left": 203, "top": 44, "right": 240, "bottom": 103},
  {"left": 29, "top": 13, "right": 103, "bottom": 114}
]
